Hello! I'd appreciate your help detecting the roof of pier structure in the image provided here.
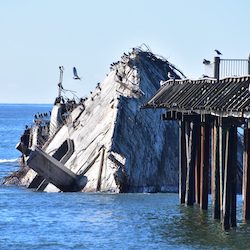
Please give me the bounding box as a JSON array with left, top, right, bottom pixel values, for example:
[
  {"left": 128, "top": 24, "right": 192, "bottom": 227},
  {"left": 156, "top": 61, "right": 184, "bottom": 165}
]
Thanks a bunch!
[{"left": 144, "top": 76, "right": 250, "bottom": 118}]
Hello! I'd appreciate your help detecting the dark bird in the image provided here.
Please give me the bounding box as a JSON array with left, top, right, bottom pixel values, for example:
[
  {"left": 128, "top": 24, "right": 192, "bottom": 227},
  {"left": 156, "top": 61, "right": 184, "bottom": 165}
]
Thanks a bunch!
[
  {"left": 96, "top": 82, "right": 101, "bottom": 91},
  {"left": 215, "top": 49, "right": 222, "bottom": 55},
  {"left": 73, "top": 67, "right": 81, "bottom": 80},
  {"left": 117, "top": 75, "right": 122, "bottom": 82},
  {"left": 58, "top": 82, "right": 64, "bottom": 89},
  {"left": 202, "top": 74, "right": 209, "bottom": 78},
  {"left": 203, "top": 59, "right": 211, "bottom": 65}
]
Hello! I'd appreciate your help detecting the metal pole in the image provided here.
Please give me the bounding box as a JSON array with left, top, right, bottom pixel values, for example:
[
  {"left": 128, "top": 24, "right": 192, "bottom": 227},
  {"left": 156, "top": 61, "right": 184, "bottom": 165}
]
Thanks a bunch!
[
  {"left": 214, "top": 57, "right": 220, "bottom": 80},
  {"left": 58, "top": 66, "right": 64, "bottom": 98}
]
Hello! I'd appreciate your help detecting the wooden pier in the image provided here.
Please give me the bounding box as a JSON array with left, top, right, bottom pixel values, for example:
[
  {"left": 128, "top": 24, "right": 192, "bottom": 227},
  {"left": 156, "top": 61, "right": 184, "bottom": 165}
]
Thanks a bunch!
[{"left": 145, "top": 75, "right": 250, "bottom": 230}]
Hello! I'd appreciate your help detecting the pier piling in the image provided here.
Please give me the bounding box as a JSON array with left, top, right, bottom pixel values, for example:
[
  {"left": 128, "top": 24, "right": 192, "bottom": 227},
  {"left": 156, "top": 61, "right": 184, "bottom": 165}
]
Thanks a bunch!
[
  {"left": 195, "top": 123, "right": 201, "bottom": 204},
  {"left": 212, "top": 120, "right": 220, "bottom": 219},
  {"left": 185, "top": 122, "right": 197, "bottom": 206},
  {"left": 200, "top": 122, "right": 209, "bottom": 210},
  {"left": 179, "top": 121, "right": 187, "bottom": 204},
  {"left": 243, "top": 123, "right": 250, "bottom": 221}
]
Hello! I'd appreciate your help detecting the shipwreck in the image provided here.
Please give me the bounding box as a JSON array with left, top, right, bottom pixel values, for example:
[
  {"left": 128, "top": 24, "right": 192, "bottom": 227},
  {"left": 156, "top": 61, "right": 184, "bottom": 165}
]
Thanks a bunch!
[{"left": 5, "top": 47, "right": 185, "bottom": 192}]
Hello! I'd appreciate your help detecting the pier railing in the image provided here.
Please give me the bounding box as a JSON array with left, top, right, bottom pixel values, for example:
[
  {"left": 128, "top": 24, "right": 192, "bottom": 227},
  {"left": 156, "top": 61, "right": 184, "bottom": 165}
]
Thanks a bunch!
[
  {"left": 205, "top": 56, "right": 250, "bottom": 80},
  {"left": 219, "top": 58, "right": 250, "bottom": 79}
]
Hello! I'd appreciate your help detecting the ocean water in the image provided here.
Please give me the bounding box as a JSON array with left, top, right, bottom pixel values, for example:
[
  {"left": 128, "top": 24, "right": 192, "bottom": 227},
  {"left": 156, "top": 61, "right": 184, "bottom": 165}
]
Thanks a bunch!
[{"left": 1, "top": 104, "right": 250, "bottom": 250}]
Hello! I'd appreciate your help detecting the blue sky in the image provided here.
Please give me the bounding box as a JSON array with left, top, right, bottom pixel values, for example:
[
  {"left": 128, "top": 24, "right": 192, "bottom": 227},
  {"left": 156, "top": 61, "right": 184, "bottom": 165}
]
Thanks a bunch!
[{"left": 1, "top": 0, "right": 250, "bottom": 103}]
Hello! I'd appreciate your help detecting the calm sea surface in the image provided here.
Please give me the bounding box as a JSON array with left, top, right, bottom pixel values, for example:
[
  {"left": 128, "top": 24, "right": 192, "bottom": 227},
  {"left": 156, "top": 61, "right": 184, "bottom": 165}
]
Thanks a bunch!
[{"left": 1, "top": 104, "right": 250, "bottom": 250}]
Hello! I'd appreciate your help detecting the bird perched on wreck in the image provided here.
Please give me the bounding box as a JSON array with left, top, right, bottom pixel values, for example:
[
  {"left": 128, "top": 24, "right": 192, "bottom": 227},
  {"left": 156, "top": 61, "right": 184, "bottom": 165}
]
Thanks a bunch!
[
  {"left": 167, "top": 71, "right": 175, "bottom": 80},
  {"left": 215, "top": 49, "right": 222, "bottom": 55},
  {"left": 203, "top": 59, "right": 211, "bottom": 65},
  {"left": 73, "top": 67, "right": 81, "bottom": 80}
]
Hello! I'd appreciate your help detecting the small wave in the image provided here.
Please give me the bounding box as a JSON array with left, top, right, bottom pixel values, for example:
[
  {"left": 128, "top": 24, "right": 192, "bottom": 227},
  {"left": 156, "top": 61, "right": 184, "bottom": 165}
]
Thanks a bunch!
[{"left": 0, "top": 158, "right": 18, "bottom": 163}]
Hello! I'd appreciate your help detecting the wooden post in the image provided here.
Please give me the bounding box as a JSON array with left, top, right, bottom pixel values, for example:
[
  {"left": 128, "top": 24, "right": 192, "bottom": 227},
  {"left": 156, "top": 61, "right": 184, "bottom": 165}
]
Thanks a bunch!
[
  {"left": 211, "top": 122, "right": 215, "bottom": 206},
  {"left": 222, "top": 128, "right": 230, "bottom": 230},
  {"left": 200, "top": 122, "right": 209, "bottom": 210},
  {"left": 195, "top": 123, "right": 201, "bottom": 204},
  {"left": 230, "top": 126, "right": 237, "bottom": 228},
  {"left": 243, "top": 122, "right": 250, "bottom": 221},
  {"left": 179, "top": 121, "right": 187, "bottom": 204},
  {"left": 222, "top": 125, "right": 237, "bottom": 230},
  {"left": 212, "top": 119, "right": 220, "bottom": 219},
  {"left": 185, "top": 122, "right": 197, "bottom": 206},
  {"left": 219, "top": 120, "right": 225, "bottom": 220}
]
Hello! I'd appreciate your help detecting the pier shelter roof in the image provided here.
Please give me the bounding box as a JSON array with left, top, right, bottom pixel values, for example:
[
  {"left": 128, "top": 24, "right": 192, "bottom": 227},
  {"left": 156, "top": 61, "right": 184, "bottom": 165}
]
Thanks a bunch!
[{"left": 145, "top": 76, "right": 250, "bottom": 119}]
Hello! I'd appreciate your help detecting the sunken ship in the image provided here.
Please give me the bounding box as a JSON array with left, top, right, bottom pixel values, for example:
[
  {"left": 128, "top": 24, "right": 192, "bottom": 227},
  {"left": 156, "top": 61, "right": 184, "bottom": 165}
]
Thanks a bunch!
[{"left": 5, "top": 47, "right": 185, "bottom": 192}]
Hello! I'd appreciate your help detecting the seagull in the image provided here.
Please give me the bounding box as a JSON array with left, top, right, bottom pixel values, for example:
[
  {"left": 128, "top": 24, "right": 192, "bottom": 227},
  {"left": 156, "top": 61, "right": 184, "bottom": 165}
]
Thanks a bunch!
[
  {"left": 73, "top": 67, "right": 81, "bottom": 80},
  {"left": 160, "top": 80, "right": 165, "bottom": 86},
  {"left": 58, "top": 82, "right": 63, "bottom": 89},
  {"left": 202, "top": 74, "right": 209, "bottom": 78},
  {"left": 168, "top": 71, "right": 175, "bottom": 80},
  {"left": 215, "top": 49, "right": 222, "bottom": 55},
  {"left": 117, "top": 75, "right": 122, "bottom": 82},
  {"left": 96, "top": 82, "right": 101, "bottom": 91},
  {"left": 203, "top": 59, "right": 211, "bottom": 65}
]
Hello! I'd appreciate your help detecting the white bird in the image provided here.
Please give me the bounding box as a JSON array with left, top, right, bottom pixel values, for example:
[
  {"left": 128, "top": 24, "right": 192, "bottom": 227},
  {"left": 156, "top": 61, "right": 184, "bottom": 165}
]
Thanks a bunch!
[
  {"left": 168, "top": 71, "right": 175, "bottom": 80},
  {"left": 73, "top": 67, "right": 81, "bottom": 80}
]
